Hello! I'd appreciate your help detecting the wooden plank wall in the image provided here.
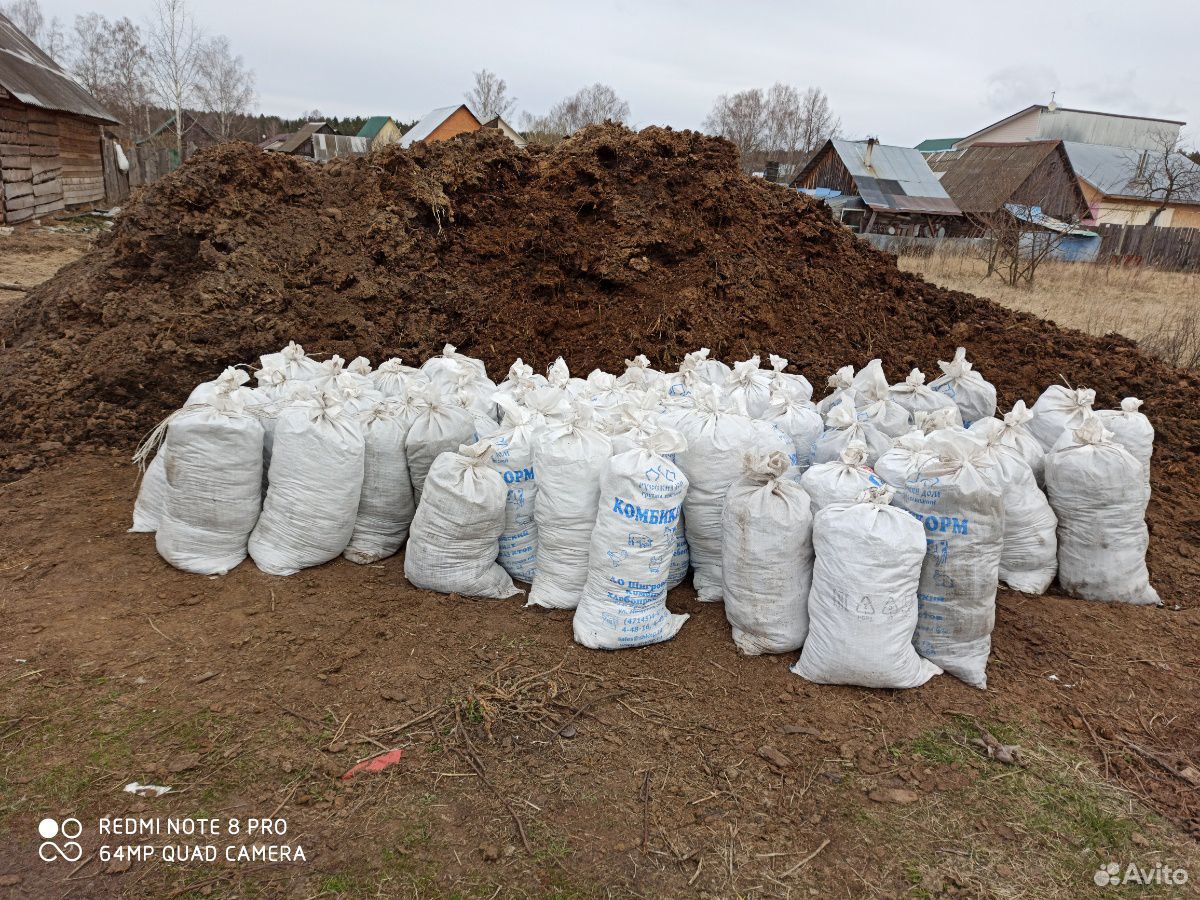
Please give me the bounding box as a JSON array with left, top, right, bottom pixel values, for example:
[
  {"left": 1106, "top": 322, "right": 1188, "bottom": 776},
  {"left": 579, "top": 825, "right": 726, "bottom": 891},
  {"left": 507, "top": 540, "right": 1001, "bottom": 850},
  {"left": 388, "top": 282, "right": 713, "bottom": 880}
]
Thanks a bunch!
[{"left": 0, "top": 97, "right": 104, "bottom": 224}]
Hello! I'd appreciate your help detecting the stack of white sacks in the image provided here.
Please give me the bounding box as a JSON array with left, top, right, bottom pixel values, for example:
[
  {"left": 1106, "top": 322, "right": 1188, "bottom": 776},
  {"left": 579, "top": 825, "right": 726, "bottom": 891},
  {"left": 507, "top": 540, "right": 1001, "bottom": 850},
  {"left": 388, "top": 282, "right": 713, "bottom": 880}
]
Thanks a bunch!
[{"left": 132, "top": 342, "right": 1159, "bottom": 689}]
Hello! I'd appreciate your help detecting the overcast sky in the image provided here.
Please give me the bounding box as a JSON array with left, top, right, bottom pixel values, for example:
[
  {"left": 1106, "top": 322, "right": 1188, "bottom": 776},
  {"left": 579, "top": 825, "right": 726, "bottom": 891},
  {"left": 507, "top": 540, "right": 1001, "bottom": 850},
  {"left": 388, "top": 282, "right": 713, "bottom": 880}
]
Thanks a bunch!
[{"left": 41, "top": 0, "right": 1200, "bottom": 146}]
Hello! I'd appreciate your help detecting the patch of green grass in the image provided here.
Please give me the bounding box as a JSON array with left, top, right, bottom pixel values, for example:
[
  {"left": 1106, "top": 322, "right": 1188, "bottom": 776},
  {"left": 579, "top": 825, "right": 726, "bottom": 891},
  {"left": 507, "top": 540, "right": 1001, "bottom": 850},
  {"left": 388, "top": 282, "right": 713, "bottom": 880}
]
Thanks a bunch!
[{"left": 885, "top": 718, "right": 1194, "bottom": 898}]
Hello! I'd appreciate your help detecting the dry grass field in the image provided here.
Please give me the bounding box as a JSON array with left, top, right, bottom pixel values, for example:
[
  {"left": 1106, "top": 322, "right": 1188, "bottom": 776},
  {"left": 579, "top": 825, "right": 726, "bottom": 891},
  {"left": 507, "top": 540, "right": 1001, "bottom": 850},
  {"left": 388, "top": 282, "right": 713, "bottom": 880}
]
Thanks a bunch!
[{"left": 898, "top": 249, "right": 1200, "bottom": 369}]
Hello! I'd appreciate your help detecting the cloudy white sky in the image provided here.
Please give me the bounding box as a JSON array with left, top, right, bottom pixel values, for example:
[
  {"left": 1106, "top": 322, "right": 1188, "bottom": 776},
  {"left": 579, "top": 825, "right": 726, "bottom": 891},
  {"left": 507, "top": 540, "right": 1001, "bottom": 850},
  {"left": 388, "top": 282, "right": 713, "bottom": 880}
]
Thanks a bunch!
[{"left": 40, "top": 0, "right": 1200, "bottom": 146}]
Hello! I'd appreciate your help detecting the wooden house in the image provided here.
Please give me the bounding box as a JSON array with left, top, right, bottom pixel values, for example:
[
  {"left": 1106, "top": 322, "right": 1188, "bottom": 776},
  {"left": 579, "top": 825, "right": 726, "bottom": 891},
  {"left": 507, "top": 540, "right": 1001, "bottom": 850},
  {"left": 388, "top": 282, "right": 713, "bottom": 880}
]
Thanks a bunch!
[
  {"left": 925, "top": 140, "right": 1091, "bottom": 226},
  {"left": 790, "top": 138, "right": 961, "bottom": 236},
  {"left": 0, "top": 13, "right": 121, "bottom": 224},
  {"left": 357, "top": 116, "right": 404, "bottom": 150}
]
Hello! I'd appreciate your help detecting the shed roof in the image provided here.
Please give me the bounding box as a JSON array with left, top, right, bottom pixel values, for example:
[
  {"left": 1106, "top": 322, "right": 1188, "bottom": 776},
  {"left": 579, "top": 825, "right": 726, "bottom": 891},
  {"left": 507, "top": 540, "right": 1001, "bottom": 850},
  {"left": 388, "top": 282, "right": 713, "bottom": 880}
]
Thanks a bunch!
[
  {"left": 273, "top": 121, "right": 333, "bottom": 154},
  {"left": 915, "top": 137, "right": 961, "bottom": 153},
  {"left": 1063, "top": 140, "right": 1200, "bottom": 205},
  {"left": 926, "top": 141, "right": 1077, "bottom": 213},
  {"left": 357, "top": 116, "right": 394, "bottom": 140},
  {"left": 399, "top": 104, "right": 480, "bottom": 147},
  {"left": 792, "top": 139, "right": 961, "bottom": 216},
  {"left": 0, "top": 13, "right": 118, "bottom": 123}
]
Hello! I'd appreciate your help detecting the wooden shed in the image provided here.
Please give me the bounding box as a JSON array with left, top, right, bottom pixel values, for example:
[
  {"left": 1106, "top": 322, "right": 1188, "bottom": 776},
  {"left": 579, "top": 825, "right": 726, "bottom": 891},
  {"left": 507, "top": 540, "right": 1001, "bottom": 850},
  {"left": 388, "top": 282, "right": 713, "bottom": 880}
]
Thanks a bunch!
[
  {"left": 925, "top": 141, "right": 1091, "bottom": 224},
  {"left": 790, "top": 138, "right": 962, "bottom": 236},
  {"left": 0, "top": 13, "right": 120, "bottom": 225}
]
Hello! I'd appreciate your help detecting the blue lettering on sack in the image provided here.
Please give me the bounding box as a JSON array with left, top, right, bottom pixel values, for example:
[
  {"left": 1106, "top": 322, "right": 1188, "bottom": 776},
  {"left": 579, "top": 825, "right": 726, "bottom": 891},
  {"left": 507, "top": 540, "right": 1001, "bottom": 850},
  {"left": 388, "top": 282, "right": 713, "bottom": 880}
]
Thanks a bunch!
[
  {"left": 502, "top": 467, "right": 535, "bottom": 484},
  {"left": 611, "top": 497, "right": 682, "bottom": 525},
  {"left": 907, "top": 510, "right": 969, "bottom": 534}
]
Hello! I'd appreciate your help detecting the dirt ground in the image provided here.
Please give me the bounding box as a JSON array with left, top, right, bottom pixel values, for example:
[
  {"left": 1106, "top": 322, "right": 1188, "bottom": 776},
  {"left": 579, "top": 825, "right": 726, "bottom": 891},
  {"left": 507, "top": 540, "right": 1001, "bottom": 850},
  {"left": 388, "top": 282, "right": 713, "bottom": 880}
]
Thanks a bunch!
[{"left": 1, "top": 455, "right": 1197, "bottom": 900}]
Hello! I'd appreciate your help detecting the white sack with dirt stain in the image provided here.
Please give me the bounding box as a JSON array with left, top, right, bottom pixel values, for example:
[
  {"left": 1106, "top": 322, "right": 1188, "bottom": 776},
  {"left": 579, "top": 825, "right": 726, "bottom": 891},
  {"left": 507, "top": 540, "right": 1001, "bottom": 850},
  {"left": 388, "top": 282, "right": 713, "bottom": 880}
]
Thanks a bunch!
[
  {"left": 156, "top": 390, "right": 264, "bottom": 575},
  {"left": 249, "top": 392, "right": 364, "bottom": 576},
  {"left": 404, "top": 440, "right": 520, "bottom": 599},
  {"left": 792, "top": 486, "right": 941, "bottom": 689},
  {"left": 720, "top": 451, "right": 814, "bottom": 655},
  {"left": 1045, "top": 417, "right": 1159, "bottom": 605}
]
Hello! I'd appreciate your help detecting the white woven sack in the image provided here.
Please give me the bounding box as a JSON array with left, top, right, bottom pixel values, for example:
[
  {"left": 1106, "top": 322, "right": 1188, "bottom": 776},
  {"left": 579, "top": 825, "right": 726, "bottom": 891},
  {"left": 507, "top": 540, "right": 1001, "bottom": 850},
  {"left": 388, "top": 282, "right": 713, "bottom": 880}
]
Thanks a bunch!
[
  {"left": 617, "top": 354, "right": 667, "bottom": 392},
  {"left": 812, "top": 395, "right": 892, "bottom": 466},
  {"left": 343, "top": 399, "right": 417, "bottom": 565},
  {"left": 1028, "top": 385, "right": 1095, "bottom": 452},
  {"left": 816, "top": 365, "right": 855, "bottom": 416},
  {"left": 573, "top": 429, "right": 690, "bottom": 650},
  {"left": 970, "top": 400, "right": 1046, "bottom": 486},
  {"left": 421, "top": 343, "right": 488, "bottom": 385},
  {"left": 134, "top": 369, "right": 255, "bottom": 533},
  {"left": 674, "top": 386, "right": 793, "bottom": 601},
  {"left": 893, "top": 431, "right": 1004, "bottom": 689},
  {"left": 799, "top": 442, "right": 881, "bottom": 514},
  {"left": 766, "top": 354, "right": 814, "bottom": 402},
  {"left": 1046, "top": 417, "right": 1159, "bottom": 605},
  {"left": 404, "top": 440, "right": 520, "bottom": 599},
  {"left": 131, "top": 451, "right": 169, "bottom": 532},
  {"left": 527, "top": 404, "right": 612, "bottom": 609},
  {"left": 372, "top": 358, "right": 423, "bottom": 397},
  {"left": 404, "top": 383, "right": 479, "bottom": 504},
  {"left": 248, "top": 392, "right": 364, "bottom": 576},
  {"left": 155, "top": 391, "right": 264, "bottom": 575},
  {"left": 495, "top": 359, "right": 546, "bottom": 405},
  {"left": 914, "top": 406, "right": 964, "bottom": 433},
  {"left": 872, "top": 431, "right": 932, "bottom": 491},
  {"left": 477, "top": 395, "right": 541, "bottom": 582},
  {"left": 668, "top": 515, "right": 690, "bottom": 589},
  {"left": 929, "top": 347, "right": 997, "bottom": 426},
  {"left": 721, "top": 451, "right": 814, "bottom": 655},
  {"left": 259, "top": 341, "right": 322, "bottom": 381},
  {"left": 888, "top": 368, "right": 958, "bottom": 419},
  {"left": 989, "top": 441, "right": 1057, "bottom": 594},
  {"left": 725, "top": 355, "right": 773, "bottom": 418},
  {"left": 792, "top": 486, "right": 942, "bottom": 689},
  {"left": 1096, "top": 398, "right": 1153, "bottom": 500},
  {"left": 764, "top": 381, "right": 824, "bottom": 473}
]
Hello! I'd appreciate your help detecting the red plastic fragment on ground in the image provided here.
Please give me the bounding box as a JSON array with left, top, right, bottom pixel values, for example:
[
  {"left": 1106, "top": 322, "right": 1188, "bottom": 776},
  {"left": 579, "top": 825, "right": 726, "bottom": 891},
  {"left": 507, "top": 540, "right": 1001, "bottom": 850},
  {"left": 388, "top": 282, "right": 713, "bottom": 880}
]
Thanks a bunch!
[{"left": 340, "top": 748, "right": 403, "bottom": 780}]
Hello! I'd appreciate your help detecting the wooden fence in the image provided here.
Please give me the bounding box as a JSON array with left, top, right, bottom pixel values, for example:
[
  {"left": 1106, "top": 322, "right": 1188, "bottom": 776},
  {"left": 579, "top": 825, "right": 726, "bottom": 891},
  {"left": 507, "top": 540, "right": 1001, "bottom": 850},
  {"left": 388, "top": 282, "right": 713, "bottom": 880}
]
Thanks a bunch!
[{"left": 1095, "top": 223, "right": 1200, "bottom": 271}]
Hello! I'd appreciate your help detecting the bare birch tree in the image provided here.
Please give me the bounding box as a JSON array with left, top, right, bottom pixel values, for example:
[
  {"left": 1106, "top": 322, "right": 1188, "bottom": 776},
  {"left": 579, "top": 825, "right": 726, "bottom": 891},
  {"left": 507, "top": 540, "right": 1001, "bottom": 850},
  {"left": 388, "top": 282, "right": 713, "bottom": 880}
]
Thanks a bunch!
[
  {"left": 521, "top": 83, "right": 630, "bottom": 142},
  {"left": 704, "top": 88, "right": 767, "bottom": 161},
  {"left": 465, "top": 69, "right": 516, "bottom": 121},
  {"left": 796, "top": 86, "right": 840, "bottom": 156},
  {"left": 1124, "top": 132, "right": 1200, "bottom": 226},
  {"left": 195, "top": 35, "right": 256, "bottom": 141},
  {"left": 1, "top": 0, "right": 41, "bottom": 39},
  {"left": 146, "top": 0, "right": 202, "bottom": 162},
  {"left": 707, "top": 84, "right": 839, "bottom": 171}
]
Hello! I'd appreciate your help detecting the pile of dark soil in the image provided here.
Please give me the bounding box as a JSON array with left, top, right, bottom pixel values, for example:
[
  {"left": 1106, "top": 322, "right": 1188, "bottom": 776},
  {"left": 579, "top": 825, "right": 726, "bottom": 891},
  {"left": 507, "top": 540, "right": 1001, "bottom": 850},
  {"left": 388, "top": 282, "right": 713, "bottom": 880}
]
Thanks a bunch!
[{"left": 1, "top": 124, "right": 1198, "bottom": 598}]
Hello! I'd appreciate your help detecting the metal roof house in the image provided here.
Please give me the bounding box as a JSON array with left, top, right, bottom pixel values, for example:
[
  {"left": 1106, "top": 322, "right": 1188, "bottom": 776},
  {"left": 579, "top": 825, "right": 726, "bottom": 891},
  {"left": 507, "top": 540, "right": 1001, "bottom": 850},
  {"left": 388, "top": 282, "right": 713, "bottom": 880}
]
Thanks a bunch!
[
  {"left": 399, "top": 105, "right": 528, "bottom": 149},
  {"left": 399, "top": 104, "right": 483, "bottom": 148},
  {"left": 953, "top": 103, "right": 1183, "bottom": 153},
  {"left": 0, "top": 12, "right": 121, "bottom": 223},
  {"left": 1063, "top": 141, "right": 1200, "bottom": 228},
  {"left": 790, "top": 138, "right": 961, "bottom": 236}
]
